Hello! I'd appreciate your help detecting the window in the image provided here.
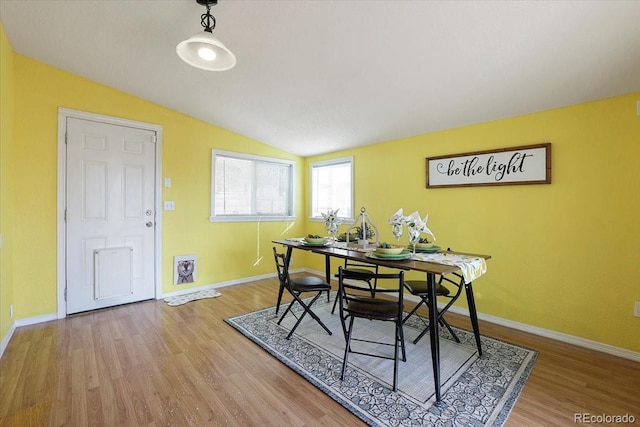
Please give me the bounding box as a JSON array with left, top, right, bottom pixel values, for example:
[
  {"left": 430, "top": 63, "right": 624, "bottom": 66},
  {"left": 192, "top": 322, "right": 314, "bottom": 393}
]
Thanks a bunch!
[
  {"left": 310, "top": 157, "right": 354, "bottom": 220},
  {"left": 211, "top": 150, "right": 295, "bottom": 222}
]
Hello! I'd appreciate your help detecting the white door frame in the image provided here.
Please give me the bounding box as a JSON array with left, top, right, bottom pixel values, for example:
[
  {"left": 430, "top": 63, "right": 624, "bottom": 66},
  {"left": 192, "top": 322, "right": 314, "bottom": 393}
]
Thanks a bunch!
[{"left": 56, "top": 107, "right": 163, "bottom": 318}]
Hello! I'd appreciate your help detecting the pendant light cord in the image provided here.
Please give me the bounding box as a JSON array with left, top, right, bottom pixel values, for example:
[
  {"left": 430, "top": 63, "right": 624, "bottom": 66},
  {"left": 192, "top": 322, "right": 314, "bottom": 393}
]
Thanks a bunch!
[{"left": 201, "top": 2, "right": 217, "bottom": 33}]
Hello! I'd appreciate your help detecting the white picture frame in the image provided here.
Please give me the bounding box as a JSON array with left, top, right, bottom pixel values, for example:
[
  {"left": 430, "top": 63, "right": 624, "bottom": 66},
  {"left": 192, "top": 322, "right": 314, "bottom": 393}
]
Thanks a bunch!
[{"left": 174, "top": 255, "right": 197, "bottom": 285}]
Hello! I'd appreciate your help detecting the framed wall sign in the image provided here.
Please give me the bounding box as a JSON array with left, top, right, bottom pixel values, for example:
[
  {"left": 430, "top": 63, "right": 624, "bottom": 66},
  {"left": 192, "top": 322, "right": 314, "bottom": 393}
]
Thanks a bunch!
[{"left": 426, "top": 143, "right": 551, "bottom": 188}]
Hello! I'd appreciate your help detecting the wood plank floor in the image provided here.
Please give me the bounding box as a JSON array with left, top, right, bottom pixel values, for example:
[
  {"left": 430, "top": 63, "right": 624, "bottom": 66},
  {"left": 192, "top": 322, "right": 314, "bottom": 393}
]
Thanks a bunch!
[{"left": 1, "top": 276, "right": 639, "bottom": 426}]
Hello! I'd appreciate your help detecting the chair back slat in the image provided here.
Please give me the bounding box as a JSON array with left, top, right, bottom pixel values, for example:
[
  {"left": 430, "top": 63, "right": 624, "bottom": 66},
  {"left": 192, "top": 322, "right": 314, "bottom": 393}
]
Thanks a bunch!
[
  {"left": 338, "top": 267, "right": 404, "bottom": 314},
  {"left": 273, "top": 248, "right": 291, "bottom": 289}
]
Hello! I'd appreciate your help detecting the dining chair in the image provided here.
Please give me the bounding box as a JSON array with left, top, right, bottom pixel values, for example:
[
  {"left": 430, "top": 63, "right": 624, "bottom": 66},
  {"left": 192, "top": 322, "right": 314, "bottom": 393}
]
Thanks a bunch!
[
  {"left": 402, "top": 271, "right": 464, "bottom": 345},
  {"left": 273, "top": 247, "right": 333, "bottom": 340},
  {"left": 330, "top": 259, "right": 379, "bottom": 314},
  {"left": 337, "top": 267, "right": 406, "bottom": 391}
]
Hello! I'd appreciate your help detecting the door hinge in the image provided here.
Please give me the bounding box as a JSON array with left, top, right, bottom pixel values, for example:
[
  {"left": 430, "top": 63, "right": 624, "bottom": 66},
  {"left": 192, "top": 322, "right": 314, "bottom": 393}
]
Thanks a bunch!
[
  {"left": 64, "top": 208, "right": 67, "bottom": 222},
  {"left": 65, "top": 131, "right": 68, "bottom": 144},
  {"left": 152, "top": 134, "right": 157, "bottom": 143},
  {"left": 64, "top": 286, "right": 67, "bottom": 301}
]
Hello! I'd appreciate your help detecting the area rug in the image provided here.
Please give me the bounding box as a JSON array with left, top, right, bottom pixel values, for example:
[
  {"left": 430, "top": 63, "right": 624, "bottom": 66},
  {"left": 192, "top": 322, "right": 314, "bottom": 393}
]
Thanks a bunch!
[
  {"left": 225, "top": 293, "right": 537, "bottom": 426},
  {"left": 163, "top": 289, "right": 221, "bottom": 306}
]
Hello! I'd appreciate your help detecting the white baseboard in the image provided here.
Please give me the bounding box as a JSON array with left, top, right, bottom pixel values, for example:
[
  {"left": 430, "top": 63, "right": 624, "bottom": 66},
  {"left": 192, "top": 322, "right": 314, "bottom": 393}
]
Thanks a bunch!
[
  {"left": 7, "top": 268, "right": 638, "bottom": 363},
  {"left": 0, "top": 321, "right": 16, "bottom": 359},
  {"left": 6, "top": 271, "right": 288, "bottom": 335},
  {"left": 160, "top": 269, "right": 292, "bottom": 299},
  {"left": 445, "top": 305, "right": 640, "bottom": 362},
  {"left": 308, "top": 268, "right": 640, "bottom": 362},
  {"left": 2, "top": 314, "right": 57, "bottom": 359},
  {"left": 15, "top": 313, "right": 58, "bottom": 327}
]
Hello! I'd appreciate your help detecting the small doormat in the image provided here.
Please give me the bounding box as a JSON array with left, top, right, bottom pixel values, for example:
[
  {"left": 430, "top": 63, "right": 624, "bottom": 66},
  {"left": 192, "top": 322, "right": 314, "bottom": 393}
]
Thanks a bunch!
[{"left": 163, "top": 289, "right": 221, "bottom": 306}]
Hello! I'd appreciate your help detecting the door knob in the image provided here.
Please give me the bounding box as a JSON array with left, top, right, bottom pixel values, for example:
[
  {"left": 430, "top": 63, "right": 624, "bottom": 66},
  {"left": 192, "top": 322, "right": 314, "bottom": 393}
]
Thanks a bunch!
[{"left": 146, "top": 221, "right": 154, "bottom": 228}]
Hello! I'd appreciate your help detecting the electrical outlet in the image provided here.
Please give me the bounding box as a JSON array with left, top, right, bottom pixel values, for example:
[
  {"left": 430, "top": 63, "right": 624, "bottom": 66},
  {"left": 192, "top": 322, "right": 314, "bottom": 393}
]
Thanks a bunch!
[
  {"left": 635, "top": 301, "right": 640, "bottom": 318},
  {"left": 164, "top": 201, "right": 175, "bottom": 211}
]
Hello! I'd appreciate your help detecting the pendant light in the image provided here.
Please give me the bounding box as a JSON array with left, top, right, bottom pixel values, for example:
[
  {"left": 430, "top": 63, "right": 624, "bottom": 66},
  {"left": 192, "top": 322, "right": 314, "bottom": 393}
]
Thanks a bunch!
[{"left": 176, "top": 0, "right": 236, "bottom": 71}]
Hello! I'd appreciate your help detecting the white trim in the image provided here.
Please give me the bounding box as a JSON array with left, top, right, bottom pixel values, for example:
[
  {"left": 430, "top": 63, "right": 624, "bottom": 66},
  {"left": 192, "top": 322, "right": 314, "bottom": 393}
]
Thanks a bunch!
[
  {"left": 210, "top": 215, "right": 297, "bottom": 223},
  {"left": 0, "top": 322, "right": 16, "bottom": 358},
  {"left": 56, "top": 108, "right": 163, "bottom": 319},
  {"left": 160, "top": 269, "right": 310, "bottom": 299},
  {"left": 307, "top": 268, "right": 640, "bottom": 362},
  {"left": 445, "top": 305, "right": 640, "bottom": 362},
  {"left": 14, "top": 313, "right": 58, "bottom": 327}
]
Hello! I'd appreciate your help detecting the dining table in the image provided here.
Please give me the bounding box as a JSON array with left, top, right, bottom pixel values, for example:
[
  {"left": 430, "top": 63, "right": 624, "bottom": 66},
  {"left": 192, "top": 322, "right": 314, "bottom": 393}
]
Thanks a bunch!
[{"left": 272, "top": 238, "right": 491, "bottom": 403}]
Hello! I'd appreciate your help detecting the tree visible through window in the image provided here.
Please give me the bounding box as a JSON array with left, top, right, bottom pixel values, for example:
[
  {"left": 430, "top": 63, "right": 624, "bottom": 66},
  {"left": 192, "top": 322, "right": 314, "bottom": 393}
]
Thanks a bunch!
[
  {"left": 211, "top": 150, "right": 295, "bottom": 222},
  {"left": 310, "top": 157, "right": 353, "bottom": 220}
]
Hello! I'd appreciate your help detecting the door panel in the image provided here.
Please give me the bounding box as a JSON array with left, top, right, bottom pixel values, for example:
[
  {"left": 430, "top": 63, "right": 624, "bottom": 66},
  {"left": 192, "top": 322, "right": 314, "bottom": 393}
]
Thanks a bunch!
[{"left": 66, "top": 117, "right": 156, "bottom": 314}]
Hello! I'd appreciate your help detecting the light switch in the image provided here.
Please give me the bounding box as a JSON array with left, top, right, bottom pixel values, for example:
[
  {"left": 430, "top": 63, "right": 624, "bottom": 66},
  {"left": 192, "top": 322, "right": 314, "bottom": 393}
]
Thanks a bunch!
[
  {"left": 164, "top": 201, "right": 175, "bottom": 211},
  {"left": 164, "top": 177, "right": 172, "bottom": 188}
]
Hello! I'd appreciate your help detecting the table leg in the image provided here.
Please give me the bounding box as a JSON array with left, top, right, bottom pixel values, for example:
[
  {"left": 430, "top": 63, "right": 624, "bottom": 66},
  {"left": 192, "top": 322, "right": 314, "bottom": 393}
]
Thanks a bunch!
[
  {"left": 427, "top": 272, "right": 441, "bottom": 402},
  {"left": 464, "top": 281, "right": 483, "bottom": 356},
  {"left": 325, "top": 254, "right": 332, "bottom": 302}
]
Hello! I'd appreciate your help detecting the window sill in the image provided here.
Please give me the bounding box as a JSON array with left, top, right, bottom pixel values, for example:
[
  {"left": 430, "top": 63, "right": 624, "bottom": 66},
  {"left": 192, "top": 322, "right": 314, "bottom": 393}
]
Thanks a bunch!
[{"left": 209, "top": 215, "right": 296, "bottom": 223}]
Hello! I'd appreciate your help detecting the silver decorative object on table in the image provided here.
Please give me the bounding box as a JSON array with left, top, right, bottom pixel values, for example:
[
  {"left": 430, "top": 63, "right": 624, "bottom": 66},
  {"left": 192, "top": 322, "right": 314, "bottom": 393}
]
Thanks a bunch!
[{"left": 345, "top": 207, "right": 379, "bottom": 249}]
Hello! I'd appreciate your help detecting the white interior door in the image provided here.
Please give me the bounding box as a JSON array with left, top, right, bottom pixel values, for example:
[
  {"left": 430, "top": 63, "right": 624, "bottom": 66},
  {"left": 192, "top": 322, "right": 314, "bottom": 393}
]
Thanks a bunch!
[{"left": 65, "top": 117, "right": 156, "bottom": 314}]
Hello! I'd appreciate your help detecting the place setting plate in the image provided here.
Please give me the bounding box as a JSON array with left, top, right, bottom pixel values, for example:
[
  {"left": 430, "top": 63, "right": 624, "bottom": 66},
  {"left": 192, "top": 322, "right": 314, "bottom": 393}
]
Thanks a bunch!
[
  {"left": 412, "top": 245, "right": 441, "bottom": 253},
  {"left": 300, "top": 237, "right": 332, "bottom": 247},
  {"left": 301, "top": 241, "right": 331, "bottom": 247},
  {"left": 366, "top": 249, "right": 412, "bottom": 261}
]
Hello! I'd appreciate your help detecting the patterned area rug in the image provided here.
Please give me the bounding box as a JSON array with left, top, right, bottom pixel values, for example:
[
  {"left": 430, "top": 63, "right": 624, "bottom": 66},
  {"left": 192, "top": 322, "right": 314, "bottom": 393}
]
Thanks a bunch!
[
  {"left": 225, "top": 293, "right": 537, "bottom": 426},
  {"left": 163, "top": 289, "right": 221, "bottom": 306}
]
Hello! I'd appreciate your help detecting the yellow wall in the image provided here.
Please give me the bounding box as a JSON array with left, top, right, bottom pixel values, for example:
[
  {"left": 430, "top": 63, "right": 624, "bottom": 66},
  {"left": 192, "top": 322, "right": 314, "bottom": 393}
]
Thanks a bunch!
[
  {"left": 0, "top": 23, "right": 15, "bottom": 342},
  {"left": 2, "top": 24, "right": 638, "bottom": 355},
  {"left": 10, "top": 54, "right": 305, "bottom": 319},
  {"left": 305, "top": 93, "right": 640, "bottom": 353}
]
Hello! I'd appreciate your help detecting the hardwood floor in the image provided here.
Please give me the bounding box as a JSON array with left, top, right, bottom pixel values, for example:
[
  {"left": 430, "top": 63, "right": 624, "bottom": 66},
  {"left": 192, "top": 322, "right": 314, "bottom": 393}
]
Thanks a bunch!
[{"left": 1, "top": 276, "right": 639, "bottom": 426}]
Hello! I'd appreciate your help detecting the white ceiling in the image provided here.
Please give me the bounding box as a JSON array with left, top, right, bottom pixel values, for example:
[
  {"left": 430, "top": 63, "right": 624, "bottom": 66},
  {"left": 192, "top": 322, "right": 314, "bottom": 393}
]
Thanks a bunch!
[{"left": 1, "top": 1, "right": 639, "bottom": 157}]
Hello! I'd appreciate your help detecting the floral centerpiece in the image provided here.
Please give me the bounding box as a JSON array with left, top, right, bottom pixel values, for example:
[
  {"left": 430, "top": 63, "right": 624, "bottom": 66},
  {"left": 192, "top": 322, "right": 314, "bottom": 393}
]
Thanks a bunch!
[
  {"left": 405, "top": 211, "right": 436, "bottom": 254},
  {"left": 321, "top": 209, "right": 341, "bottom": 240},
  {"left": 388, "top": 208, "right": 405, "bottom": 244},
  {"left": 388, "top": 209, "right": 437, "bottom": 254}
]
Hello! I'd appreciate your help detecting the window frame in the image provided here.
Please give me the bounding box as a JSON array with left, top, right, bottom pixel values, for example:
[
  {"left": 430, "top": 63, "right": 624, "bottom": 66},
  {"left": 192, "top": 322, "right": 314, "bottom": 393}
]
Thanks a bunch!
[
  {"left": 210, "top": 149, "right": 296, "bottom": 222},
  {"left": 309, "top": 156, "right": 354, "bottom": 222}
]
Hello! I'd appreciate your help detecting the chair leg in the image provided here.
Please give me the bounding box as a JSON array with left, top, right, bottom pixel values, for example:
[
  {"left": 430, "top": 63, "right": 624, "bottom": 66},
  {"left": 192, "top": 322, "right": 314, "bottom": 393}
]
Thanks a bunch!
[
  {"left": 284, "top": 292, "right": 332, "bottom": 340},
  {"left": 341, "top": 316, "right": 355, "bottom": 381},
  {"left": 331, "top": 289, "right": 339, "bottom": 314},
  {"left": 300, "top": 293, "right": 333, "bottom": 335},
  {"left": 398, "top": 319, "right": 407, "bottom": 362},
  {"left": 393, "top": 321, "right": 402, "bottom": 391},
  {"left": 402, "top": 298, "right": 426, "bottom": 324},
  {"left": 277, "top": 299, "right": 295, "bottom": 325},
  {"left": 275, "top": 281, "right": 286, "bottom": 314},
  {"left": 412, "top": 311, "right": 461, "bottom": 345},
  {"left": 439, "top": 317, "right": 460, "bottom": 343}
]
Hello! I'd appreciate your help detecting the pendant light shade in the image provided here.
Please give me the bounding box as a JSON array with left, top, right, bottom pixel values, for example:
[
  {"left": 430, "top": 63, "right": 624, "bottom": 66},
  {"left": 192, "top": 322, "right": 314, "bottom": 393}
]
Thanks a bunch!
[
  {"left": 177, "top": 0, "right": 236, "bottom": 71},
  {"left": 177, "top": 32, "right": 236, "bottom": 71}
]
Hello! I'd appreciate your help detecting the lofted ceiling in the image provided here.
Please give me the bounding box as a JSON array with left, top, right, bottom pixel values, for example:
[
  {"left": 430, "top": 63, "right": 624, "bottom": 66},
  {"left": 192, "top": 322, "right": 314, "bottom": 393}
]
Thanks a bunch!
[{"left": 1, "top": 0, "right": 639, "bottom": 157}]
